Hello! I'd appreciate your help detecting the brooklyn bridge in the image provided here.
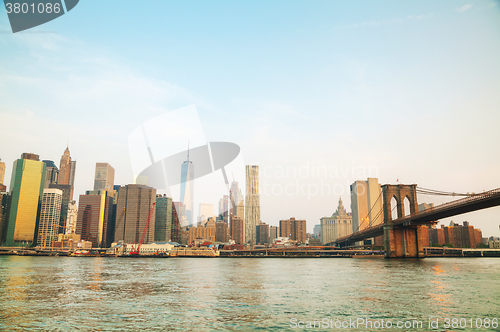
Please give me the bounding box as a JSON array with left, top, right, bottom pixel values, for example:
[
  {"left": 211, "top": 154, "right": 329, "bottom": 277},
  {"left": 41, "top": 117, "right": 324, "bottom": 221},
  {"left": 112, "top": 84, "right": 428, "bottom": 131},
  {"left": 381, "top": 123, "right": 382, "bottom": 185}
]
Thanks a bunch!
[{"left": 335, "top": 185, "right": 500, "bottom": 258}]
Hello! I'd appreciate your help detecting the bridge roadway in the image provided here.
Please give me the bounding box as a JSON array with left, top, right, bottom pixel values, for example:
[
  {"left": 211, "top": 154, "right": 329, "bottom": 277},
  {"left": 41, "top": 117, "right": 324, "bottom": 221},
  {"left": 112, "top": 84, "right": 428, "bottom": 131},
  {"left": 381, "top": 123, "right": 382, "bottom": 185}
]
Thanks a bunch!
[{"left": 336, "top": 187, "right": 500, "bottom": 245}]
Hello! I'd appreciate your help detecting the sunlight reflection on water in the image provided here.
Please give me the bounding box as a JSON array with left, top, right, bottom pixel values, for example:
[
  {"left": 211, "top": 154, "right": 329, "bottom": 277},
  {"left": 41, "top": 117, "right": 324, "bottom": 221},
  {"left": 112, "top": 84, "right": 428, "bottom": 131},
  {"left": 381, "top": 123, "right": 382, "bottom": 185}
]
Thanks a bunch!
[{"left": 0, "top": 256, "right": 498, "bottom": 331}]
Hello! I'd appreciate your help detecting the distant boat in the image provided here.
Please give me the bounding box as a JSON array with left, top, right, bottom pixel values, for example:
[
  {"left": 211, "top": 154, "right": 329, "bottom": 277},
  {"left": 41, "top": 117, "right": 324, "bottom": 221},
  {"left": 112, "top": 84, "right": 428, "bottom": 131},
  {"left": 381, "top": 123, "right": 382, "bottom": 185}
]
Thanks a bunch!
[{"left": 70, "top": 250, "right": 90, "bottom": 256}]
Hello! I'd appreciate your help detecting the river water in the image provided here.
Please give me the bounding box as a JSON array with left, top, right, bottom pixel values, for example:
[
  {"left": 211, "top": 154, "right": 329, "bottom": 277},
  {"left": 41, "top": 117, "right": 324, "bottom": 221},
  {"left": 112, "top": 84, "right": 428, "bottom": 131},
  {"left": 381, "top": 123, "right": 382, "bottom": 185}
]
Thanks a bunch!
[{"left": 0, "top": 256, "right": 498, "bottom": 331}]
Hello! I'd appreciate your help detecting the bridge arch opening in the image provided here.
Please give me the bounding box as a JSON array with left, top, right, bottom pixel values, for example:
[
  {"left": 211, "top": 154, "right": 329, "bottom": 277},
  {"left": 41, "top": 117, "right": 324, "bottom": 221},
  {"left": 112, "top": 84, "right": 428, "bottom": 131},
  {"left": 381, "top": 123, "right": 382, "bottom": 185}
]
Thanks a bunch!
[
  {"left": 390, "top": 196, "right": 398, "bottom": 220},
  {"left": 404, "top": 196, "right": 411, "bottom": 217}
]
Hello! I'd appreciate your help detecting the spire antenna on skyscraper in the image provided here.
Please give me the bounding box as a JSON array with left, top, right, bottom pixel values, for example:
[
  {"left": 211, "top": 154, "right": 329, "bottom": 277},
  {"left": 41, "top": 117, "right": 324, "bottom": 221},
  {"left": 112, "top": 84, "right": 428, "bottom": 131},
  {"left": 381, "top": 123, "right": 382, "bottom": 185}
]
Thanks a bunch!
[{"left": 187, "top": 141, "right": 190, "bottom": 162}]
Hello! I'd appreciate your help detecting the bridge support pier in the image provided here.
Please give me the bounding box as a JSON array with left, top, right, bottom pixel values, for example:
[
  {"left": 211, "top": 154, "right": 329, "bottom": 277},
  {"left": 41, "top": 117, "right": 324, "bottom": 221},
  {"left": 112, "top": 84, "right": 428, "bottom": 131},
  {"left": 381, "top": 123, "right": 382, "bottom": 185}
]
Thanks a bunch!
[
  {"left": 384, "top": 225, "right": 428, "bottom": 258},
  {"left": 381, "top": 184, "right": 429, "bottom": 258}
]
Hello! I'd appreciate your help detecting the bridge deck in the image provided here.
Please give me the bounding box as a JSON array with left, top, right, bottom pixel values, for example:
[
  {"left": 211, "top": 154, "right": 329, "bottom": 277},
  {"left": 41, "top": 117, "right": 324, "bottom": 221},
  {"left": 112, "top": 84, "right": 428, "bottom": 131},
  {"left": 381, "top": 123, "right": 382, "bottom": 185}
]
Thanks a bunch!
[{"left": 336, "top": 188, "right": 500, "bottom": 245}]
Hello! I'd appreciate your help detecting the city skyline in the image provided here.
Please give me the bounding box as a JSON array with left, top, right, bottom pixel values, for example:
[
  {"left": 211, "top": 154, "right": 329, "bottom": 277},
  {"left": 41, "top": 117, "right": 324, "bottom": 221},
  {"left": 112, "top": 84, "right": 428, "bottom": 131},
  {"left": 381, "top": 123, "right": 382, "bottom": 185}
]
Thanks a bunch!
[
  {"left": 0, "top": 149, "right": 499, "bottom": 238},
  {"left": 0, "top": 1, "right": 499, "bottom": 236}
]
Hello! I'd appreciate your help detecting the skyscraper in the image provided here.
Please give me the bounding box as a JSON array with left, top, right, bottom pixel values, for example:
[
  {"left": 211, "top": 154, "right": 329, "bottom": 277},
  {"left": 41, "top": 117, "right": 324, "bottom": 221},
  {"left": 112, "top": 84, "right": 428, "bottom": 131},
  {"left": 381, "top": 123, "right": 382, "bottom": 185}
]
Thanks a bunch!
[
  {"left": 76, "top": 191, "right": 114, "bottom": 248},
  {"left": 171, "top": 201, "right": 181, "bottom": 243},
  {"left": 94, "top": 163, "right": 115, "bottom": 191},
  {"left": 37, "top": 189, "right": 63, "bottom": 248},
  {"left": 59, "top": 147, "right": 72, "bottom": 185},
  {"left": 244, "top": 165, "right": 260, "bottom": 244},
  {"left": 5, "top": 153, "right": 46, "bottom": 247},
  {"left": 218, "top": 195, "right": 229, "bottom": 223},
  {"left": 0, "top": 192, "right": 12, "bottom": 245},
  {"left": 269, "top": 226, "right": 278, "bottom": 244},
  {"left": 229, "top": 180, "right": 244, "bottom": 219},
  {"left": 350, "top": 178, "right": 384, "bottom": 233},
  {"left": 42, "top": 160, "right": 59, "bottom": 188},
  {"left": 155, "top": 195, "right": 172, "bottom": 242},
  {"left": 69, "top": 160, "right": 77, "bottom": 190},
  {"left": 114, "top": 184, "right": 156, "bottom": 244},
  {"left": 180, "top": 151, "right": 194, "bottom": 227},
  {"left": 65, "top": 201, "right": 78, "bottom": 235},
  {"left": 48, "top": 183, "right": 72, "bottom": 234},
  {"left": 58, "top": 147, "right": 76, "bottom": 200}
]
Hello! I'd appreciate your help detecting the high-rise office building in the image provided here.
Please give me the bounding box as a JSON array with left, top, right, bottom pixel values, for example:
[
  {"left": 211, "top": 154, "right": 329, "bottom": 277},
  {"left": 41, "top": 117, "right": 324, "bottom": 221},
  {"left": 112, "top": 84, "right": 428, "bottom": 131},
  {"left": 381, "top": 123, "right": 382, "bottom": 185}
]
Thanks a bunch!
[
  {"left": 42, "top": 160, "right": 59, "bottom": 188},
  {"left": 65, "top": 200, "right": 78, "bottom": 235},
  {"left": 5, "top": 153, "right": 46, "bottom": 246},
  {"left": 37, "top": 189, "right": 63, "bottom": 248},
  {"left": 320, "top": 197, "right": 352, "bottom": 245},
  {"left": 269, "top": 226, "right": 278, "bottom": 244},
  {"left": 48, "top": 184, "right": 72, "bottom": 234},
  {"left": 94, "top": 163, "right": 115, "bottom": 191},
  {"left": 69, "top": 160, "right": 77, "bottom": 191},
  {"left": 0, "top": 192, "right": 12, "bottom": 245},
  {"left": 228, "top": 180, "right": 244, "bottom": 237},
  {"left": 114, "top": 184, "right": 156, "bottom": 244},
  {"left": 180, "top": 152, "right": 194, "bottom": 227},
  {"left": 229, "top": 180, "right": 244, "bottom": 216},
  {"left": 171, "top": 201, "right": 181, "bottom": 243},
  {"left": 76, "top": 191, "right": 114, "bottom": 248},
  {"left": 155, "top": 195, "right": 172, "bottom": 242},
  {"left": 244, "top": 165, "right": 260, "bottom": 244},
  {"left": 58, "top": 147, "right": 76, "bottom": 200},
  {"left": 350, "top": 178, "right": 384, "bottom": 233},
  {"left": 218, "top": 195, "right": 229, "bottom": 223},
  {"left": 219, "top": 195, "right": 227, "bottom": 215},
  {"left": 313, "top": 224, "right": 321, "bottom": 237},
  {"left": 173, "top": 201, "right": 187, "bottom": 229},
  {"left": 0, "top": 158, "right": 5, "bottom": 185}
]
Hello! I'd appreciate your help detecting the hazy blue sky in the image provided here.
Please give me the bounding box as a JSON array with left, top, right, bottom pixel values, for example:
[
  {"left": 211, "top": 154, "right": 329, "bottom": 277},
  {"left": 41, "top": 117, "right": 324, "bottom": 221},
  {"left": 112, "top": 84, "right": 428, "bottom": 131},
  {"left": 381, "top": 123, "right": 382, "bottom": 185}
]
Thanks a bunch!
[{"left": 1, "top": 1, "right": 499, "bottom": 235}]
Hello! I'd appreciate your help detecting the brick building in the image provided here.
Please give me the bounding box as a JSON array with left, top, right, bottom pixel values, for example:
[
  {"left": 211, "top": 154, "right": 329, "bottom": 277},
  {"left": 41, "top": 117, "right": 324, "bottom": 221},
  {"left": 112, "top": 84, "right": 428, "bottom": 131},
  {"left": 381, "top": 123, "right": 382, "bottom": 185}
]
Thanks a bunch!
[
  {"left": 429, "top": 221, "right": 483, "bottom": 248},
  {"left": 279, "top": 217, "right": 307, "bottom": 243}
]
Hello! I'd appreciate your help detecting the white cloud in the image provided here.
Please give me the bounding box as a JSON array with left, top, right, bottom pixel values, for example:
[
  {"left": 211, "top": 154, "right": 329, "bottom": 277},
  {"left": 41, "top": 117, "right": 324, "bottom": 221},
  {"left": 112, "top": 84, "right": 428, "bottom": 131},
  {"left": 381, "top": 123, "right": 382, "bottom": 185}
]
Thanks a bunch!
[{"left": 456, "top": 4, "right": 473, "bottom": 13}]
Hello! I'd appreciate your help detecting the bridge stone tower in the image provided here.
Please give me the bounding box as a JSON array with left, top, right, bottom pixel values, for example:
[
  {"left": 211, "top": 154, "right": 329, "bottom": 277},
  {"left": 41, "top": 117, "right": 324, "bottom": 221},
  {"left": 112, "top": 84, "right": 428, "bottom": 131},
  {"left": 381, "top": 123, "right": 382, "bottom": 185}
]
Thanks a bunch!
[{"left": 382, "top": 184, "right": 428, "bottom": 258}]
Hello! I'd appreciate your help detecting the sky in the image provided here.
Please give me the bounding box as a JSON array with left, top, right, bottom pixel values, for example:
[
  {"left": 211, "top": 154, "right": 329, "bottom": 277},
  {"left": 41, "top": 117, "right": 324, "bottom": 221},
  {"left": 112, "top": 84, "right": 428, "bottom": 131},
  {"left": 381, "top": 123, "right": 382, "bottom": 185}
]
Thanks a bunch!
[{"left": 1, "top": 0, "right": 499, "bottom": 236}]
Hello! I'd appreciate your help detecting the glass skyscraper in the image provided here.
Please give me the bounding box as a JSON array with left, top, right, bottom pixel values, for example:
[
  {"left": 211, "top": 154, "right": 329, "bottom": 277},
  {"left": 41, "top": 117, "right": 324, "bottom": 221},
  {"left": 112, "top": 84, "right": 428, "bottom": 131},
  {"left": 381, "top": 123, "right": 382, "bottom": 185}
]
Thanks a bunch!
[
  {"left": 5, "top": 153, "right": 46, "bottom": 247},
  {"left": 155, "top": 195, "right": 172, "bottom": 242},
  {"left": 180, "top": 158, "right": 194, "bottom": 227}
]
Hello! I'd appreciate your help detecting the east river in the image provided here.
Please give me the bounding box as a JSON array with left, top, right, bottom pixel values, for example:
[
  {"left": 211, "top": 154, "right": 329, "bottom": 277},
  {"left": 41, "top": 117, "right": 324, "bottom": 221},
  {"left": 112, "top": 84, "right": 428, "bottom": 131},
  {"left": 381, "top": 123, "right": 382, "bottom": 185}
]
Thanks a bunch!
[{"left": 0, "top": 256, "right": 498, "bottom": 331}]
